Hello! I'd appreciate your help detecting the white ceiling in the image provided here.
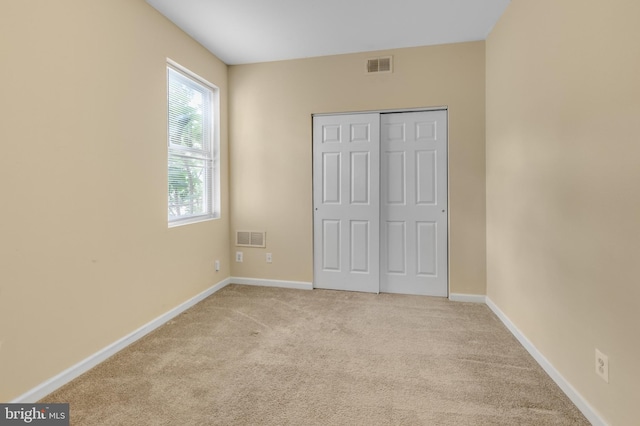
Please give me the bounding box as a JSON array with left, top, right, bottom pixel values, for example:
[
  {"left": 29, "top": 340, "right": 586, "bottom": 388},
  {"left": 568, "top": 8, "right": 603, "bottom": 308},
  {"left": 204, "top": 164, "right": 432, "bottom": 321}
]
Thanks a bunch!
[{"left": 146, "top": 0, "right": 511, "bottom": 65}]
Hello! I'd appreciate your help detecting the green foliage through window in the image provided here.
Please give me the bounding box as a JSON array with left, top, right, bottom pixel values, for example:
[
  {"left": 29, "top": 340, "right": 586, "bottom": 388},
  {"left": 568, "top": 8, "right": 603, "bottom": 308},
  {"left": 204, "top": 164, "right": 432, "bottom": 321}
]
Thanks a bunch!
[{"left": 167, "top": 65, "right": 215, "bottom": 224}]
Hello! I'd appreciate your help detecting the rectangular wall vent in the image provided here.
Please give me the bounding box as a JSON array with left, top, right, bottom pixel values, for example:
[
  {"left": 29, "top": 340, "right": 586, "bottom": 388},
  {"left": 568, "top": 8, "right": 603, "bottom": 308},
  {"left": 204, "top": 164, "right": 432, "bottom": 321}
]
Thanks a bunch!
[
  {"left": 236, "top": 231, "right": 266, "bottom": 248},
  {"left": 366, "top": 56, "right": 393, "bottom": 74}
]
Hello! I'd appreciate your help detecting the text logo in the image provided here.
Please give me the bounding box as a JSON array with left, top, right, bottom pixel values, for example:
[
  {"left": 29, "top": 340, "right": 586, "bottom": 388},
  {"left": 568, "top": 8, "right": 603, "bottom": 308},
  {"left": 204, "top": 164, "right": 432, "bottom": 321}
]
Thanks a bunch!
[{"left": 0, "top": 404, "right": 68, "bottom": 426}]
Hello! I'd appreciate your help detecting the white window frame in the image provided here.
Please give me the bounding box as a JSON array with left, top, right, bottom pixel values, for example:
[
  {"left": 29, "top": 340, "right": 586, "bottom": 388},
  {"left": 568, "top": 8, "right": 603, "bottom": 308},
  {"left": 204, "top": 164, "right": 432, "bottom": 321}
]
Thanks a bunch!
[{"left": 167, "top": 59, "right": 220, "bottom": 227}]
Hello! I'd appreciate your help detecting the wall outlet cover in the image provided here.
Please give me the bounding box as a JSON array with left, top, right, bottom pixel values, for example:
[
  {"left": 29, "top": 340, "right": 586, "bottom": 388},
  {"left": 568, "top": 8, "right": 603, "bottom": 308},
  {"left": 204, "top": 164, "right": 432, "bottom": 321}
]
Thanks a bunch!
[{"left": 595, "top": 348, "right": 609, "bottom": 383}]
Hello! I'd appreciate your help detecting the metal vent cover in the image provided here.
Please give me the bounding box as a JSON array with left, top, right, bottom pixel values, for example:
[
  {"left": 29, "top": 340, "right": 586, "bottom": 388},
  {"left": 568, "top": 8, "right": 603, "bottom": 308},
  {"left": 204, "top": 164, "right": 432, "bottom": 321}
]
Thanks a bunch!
[
  {"left": 366, "top": 56, "right": 393, "bottom": 74},
  {"left": 236, "top": 231, "right": 266, "bottom": 248}
]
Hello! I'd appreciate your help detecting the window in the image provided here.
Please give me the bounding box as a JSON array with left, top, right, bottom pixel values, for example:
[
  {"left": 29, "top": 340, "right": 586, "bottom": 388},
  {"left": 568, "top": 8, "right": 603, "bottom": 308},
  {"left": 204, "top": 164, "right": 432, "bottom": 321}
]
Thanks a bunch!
[{"left": 167, "top": 60, "right": 219, "bottom": 226}]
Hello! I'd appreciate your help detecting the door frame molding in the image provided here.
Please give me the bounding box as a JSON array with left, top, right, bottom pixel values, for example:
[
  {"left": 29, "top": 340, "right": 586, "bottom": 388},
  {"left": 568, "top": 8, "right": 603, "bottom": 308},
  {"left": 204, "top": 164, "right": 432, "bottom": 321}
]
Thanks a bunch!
[
  {"left": 313, "top": 105, "right": 448, "bottom": 117},
  {"left": 311, "top": 106, "right": 450, "bottom": 296}
]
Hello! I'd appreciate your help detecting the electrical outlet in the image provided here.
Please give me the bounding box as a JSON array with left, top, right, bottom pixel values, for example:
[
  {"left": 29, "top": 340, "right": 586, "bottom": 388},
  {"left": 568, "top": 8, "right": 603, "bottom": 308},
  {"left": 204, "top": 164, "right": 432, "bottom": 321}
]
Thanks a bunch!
[
  {"left": 595, "top": 349, "right": 609, "bottom": 383},
  {"left": 235, "top": 251, "right": 243, "bottom": 262},
  {"left": 215, "top": 260, "right": 220, "bottom": 271},
  {"left": 266, "top": 253, "right": 272, "bottom": 263}
]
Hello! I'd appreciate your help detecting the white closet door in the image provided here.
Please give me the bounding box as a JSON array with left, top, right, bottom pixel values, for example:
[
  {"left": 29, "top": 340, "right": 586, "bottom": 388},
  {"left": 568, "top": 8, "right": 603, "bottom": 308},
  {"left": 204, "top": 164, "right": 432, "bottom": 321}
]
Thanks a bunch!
[
  {"left": 380, "top": 110, "right": 448, "bottom": 296},
  {"left": 313, "top": 114, "right": 380, "bottom": 293}
]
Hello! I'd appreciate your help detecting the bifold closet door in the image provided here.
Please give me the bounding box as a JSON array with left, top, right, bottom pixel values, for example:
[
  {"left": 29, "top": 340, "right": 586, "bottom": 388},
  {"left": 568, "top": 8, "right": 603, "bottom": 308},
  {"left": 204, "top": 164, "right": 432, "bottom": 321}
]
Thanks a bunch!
[
  {"left": 313, "top": 114, "right": 380, "bottom": 293},
  {"left": 380, "top": 111, "right": 448, "bottom": 296}
]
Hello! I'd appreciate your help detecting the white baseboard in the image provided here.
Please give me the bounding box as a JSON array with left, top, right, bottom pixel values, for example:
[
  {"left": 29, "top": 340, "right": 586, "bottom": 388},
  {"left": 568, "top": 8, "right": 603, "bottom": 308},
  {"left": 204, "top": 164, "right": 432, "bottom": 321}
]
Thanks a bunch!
[
  {"left": 11, "top": 277, "right": 232, "bottom": 403},
  {"left": 231, "top": 277, "right": 313, "bottom": 290},
  {"left": 485, "top": 297, "right": 607, "bottom": 426},
  {"left": 448, "top": 293, "right": 487, "bottom": 303}
]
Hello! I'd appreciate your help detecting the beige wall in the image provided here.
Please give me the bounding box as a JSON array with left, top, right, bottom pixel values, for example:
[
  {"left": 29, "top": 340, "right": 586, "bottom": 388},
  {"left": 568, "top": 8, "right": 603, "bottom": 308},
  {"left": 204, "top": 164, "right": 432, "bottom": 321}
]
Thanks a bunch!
[
  {"left": 486, "top": 0, "right": 640, "bottom": 423},
  {"left": 229, "top": 42, "right": 486, "bottom": 294},
  {"left": 0, "top": 0, "right": 230, "bottom": 401}
]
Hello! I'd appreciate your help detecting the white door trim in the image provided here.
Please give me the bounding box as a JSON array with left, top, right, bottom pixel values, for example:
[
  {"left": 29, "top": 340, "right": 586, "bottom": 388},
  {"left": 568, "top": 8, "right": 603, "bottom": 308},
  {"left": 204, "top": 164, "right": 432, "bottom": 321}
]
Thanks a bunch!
[{"left": 313, "top": 105, "right": 449, "bottom": 117}]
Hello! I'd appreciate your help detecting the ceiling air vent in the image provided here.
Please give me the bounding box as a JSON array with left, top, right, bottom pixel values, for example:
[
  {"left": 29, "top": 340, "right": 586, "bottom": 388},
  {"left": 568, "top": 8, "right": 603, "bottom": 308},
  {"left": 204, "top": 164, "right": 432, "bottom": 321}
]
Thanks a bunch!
[
  {"left": 366, "top": 56, "right": 393, "bottom": 74},
  {"left": 236, "top": 231, "right": 266, "bottom": 248}
]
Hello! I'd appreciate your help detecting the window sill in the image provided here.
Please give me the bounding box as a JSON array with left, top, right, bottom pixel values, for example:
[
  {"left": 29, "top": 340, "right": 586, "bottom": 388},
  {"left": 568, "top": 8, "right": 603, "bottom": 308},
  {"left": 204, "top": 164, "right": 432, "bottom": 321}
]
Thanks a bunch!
[{"left": 168, "top": 214, "right": 219, "bottom": 228}]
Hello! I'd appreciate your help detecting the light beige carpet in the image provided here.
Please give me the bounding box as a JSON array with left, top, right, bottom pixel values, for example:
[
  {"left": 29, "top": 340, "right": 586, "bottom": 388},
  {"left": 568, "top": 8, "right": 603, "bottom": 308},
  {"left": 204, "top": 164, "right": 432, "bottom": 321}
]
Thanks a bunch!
[{"left": 42, "top": 285, "right": 588, "bottom": 425}]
